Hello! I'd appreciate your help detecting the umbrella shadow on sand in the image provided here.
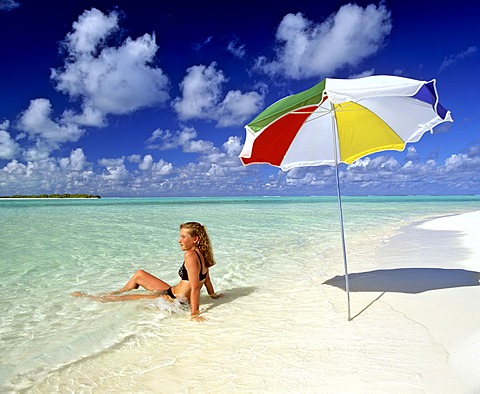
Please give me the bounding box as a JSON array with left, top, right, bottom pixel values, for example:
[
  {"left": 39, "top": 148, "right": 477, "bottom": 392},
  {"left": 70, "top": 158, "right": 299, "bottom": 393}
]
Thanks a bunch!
[{"left": 324, "top": 268, "right": 480, "bottom": 319}]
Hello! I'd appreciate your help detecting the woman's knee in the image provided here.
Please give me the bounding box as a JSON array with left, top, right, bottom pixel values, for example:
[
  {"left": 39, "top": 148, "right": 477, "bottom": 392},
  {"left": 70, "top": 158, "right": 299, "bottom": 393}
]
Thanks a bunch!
[{"left": 134, "top": 269, "right": 148, "bottom": 278}]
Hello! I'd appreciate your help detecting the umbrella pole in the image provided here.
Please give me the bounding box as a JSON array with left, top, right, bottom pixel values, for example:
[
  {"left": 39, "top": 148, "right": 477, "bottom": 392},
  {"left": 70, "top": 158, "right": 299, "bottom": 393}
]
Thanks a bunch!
[
  {"left": 331, "top": 106, "right": 351, "bottom": 321},
  {"left": 334, "top": 163, "right": 351, "bottom": 321}
]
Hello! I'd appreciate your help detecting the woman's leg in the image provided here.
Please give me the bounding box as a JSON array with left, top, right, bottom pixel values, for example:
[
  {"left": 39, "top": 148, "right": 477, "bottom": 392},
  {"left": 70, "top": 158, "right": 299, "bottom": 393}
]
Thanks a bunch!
[
  {"left": 115, "top": 269, "right": 171, "bottom": 293},
  {"left": 71, "top": 270, "right": 171, "bottom": 299},
  {"left": 72, "top": 292, "right": 167, "bottom": 302}
]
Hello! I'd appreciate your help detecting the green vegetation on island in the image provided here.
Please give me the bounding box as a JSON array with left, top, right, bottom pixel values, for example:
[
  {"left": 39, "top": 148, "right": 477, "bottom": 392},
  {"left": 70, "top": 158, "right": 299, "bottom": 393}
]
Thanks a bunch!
[{"left": 0, "top": 194, "right": 101, "bottom": 199}]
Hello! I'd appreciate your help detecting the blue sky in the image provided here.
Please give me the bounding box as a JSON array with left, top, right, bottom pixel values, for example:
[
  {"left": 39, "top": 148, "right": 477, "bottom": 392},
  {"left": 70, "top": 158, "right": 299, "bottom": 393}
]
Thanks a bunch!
[{"left": 0, "top": 0, "right": 478, "bottom": 197}]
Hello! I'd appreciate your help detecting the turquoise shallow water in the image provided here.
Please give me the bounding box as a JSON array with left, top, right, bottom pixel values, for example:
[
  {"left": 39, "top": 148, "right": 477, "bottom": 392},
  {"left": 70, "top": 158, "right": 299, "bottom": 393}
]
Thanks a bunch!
[{"left": 1, "top": 195, "right": 479, "bottom": 392}]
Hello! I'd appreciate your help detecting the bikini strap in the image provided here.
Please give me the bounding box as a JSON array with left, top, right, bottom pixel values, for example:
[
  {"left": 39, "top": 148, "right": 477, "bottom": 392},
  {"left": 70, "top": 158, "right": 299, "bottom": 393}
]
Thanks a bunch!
[{"left": 194, "top": 249, "right": 204, "bottom": 271}]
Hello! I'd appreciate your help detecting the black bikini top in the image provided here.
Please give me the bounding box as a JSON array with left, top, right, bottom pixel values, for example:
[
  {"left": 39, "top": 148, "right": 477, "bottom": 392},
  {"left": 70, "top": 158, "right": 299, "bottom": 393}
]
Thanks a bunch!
[{"left": 178, "top": 250, "right": 207, "bottom": 281}]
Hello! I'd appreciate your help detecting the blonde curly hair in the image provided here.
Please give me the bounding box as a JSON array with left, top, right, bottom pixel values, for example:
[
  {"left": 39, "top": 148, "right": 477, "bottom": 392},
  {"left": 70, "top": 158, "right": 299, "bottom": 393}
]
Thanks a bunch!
[{"left": 180, "top": 222, "right": 216, "bottom": 267}]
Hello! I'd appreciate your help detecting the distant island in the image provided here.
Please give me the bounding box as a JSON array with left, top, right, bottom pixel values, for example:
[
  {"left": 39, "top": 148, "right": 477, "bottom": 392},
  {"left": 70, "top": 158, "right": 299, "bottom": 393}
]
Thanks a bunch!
[{"left": 0, "top": 194, "right": 101, "bottom": 199}]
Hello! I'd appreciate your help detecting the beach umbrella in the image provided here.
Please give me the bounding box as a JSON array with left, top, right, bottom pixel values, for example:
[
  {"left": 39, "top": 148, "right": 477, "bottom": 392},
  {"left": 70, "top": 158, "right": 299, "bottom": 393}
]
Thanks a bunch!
[{"left": 239, "top": 75, "right": 453, "bottom": 320}]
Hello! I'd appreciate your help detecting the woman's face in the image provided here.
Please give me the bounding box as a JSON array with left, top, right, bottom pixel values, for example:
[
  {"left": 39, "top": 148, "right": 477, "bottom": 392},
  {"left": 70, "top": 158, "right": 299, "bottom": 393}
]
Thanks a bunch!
[{"left": 178, "top": 228, "right": 198, "bottom": 251}]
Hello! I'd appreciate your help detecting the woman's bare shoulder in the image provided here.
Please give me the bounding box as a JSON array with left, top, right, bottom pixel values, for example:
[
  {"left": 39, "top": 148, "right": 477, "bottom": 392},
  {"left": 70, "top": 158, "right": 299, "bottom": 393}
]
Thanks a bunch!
[
  {"left": 184, "top": 250, "right": 200, "bottom": 265},
  {"left": 184, "top": 249, "right": 197, "bottom": 258}
]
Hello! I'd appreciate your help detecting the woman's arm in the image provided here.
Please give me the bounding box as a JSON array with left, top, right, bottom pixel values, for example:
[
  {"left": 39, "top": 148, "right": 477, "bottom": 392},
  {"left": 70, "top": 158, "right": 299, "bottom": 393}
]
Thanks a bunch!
[
  {"left": 204, "top": 271, "right": 219, "bottom": 299},
  {"left": 184, "top": 250, "right": 201, "bottom": 318}
]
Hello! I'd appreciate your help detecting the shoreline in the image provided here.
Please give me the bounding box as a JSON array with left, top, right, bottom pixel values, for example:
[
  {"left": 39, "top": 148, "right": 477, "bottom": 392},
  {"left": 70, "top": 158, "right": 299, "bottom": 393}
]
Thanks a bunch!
[{"left": 374, "top": 210, "right": 480, "bottom": 391}]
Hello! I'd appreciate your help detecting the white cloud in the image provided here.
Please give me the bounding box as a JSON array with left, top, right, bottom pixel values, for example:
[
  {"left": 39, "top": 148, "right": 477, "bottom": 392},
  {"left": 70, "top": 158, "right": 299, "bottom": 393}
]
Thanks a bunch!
[
  {"left": 216, "top": 90, "right": 266, "bottom": 127},
  {"left": 137, "top": 154, "right": 173, "bottom": 174},
  {"left": 406, "top": 146, "right": 419, "bottom": 161},
  {"left": 61, "top": 106, "right": 106, "bottom": 128},
  {"left": 22, "top": 143, "right": 55, "bottom": 161},
  {"left": 151, "top": 159, "right": 173, "bottom": 175},
  {"left": 17, "top": 99, "right": 83, "bottom": 142},
  {"left": 138, "top": 155, "right": 173, "bottom": 175},
  {"left": 101, "top": 163, "right": 130, "bottom": 182},
  {"left": 1, "top": 141, "right": 479, "bottom": 197},
  {"left": 65, "top": 7, "right": 119, "bottom": 55},
  {"left": 173, "top": 63, "right": 226, "bottom": 120},
  {"left": 193, "top": 36, "right": 213, "bottom": 52},
  {"left": 227, "top": 38, "right": 246, "bottom": 58},
  {"left": 254, "top": 3, "right": 392, "bottom": 79},
  {"left": 51, "top": 8, "right": 170, "bottom": 126},
  {"left": 1, "top": 159, "right": 27, "bottom": 176},
  {"left": 127, "top": 154, "right": 142, "bottom": 163},
  {"left": 283, "top": 147, "right": 480, "bottom": 195},
  {"left": 0, "top": 121, "right": 20, "bottom": 159},
  {"left": 172, "top": 62, "right": 264, "bottom": 127},
  {"left": 286, "top": 168, "right": 316, "bottom": 186},
  {"left": 206, "top": 163, "right": 226, "bottom": 177},
  {"left": 467, "top": 145, "right": 480, "bottom": 158},
  {"left": 184, "top": 139, "right": 214, "bottom": 154},
  {"left": 59, "top": 148, "right": 88, "bottom": 171},
  {"left": 147, "top": 127, "right": 186, "bottom": 149},
  {"left": 440, "top": 46, "right": 478, "bottom": 72},
  {"left": 144, "top": 133, "right": 248, "bottom": 192},
  {"left": 0, "top": 150, "right": 95, "bottom": 195},
  {"left": 223, "top": 136, "right": 243, "bottom": 157},
  {"left": 146, "top": 126, "right": 214, "bottom": 154},
  {"left": 98, "top": 157, "right": 125, "bottom": 167},
  {"left": 345, "top": 155, "right": 402, "bottom": 174},
  {"left": 349, "top": 69, "right": 375, "bottom": 79},
  {"left": 16, "top": 98, "right": 85, "bottom": 159},
  {"left": 443, "top": 153, "right": 480, "bottom": 171},
  {"left": 0, "top": 0, "right": 20, "bottom": 11},
  {"left": 139, "top": 154, "right": 154, "bottom": 170}
]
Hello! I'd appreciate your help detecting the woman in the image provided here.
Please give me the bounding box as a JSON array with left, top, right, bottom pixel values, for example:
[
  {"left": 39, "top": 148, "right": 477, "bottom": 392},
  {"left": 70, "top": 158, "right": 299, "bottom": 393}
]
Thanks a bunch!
[{"left": 73, "top": 222, "right": 221, "bottom": 321}]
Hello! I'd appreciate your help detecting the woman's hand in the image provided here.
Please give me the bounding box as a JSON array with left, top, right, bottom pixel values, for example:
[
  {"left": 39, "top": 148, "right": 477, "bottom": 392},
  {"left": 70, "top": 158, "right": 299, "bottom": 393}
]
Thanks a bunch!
[
  {"left": 209, "top": 292, "right": 224, "bottom": 299},
  {"left": 190, "top": 312, "right": 206, "bottom": 322}
]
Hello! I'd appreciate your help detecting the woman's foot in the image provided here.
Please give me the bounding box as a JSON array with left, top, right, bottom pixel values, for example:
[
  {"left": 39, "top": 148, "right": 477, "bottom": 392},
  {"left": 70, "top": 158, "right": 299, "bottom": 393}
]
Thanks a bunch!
[
  {"left": 72, "top": 291, "right": 102, "bottom": 300},
  {"left": 72, "top": 291, "right": 87, "bottom": 297}
]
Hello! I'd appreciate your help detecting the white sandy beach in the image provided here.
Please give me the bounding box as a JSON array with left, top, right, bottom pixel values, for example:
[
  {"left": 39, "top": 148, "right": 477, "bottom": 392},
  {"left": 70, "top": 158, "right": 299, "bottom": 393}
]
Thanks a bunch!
[
  {"left": 338, "top": 210, "right": 480, "bottom": 393},
  {"left": 374, "top": 211, "right": 480, "bottom": 392},
  {"left": 28, "top": 209, "right": 480, "bottom": 393}
]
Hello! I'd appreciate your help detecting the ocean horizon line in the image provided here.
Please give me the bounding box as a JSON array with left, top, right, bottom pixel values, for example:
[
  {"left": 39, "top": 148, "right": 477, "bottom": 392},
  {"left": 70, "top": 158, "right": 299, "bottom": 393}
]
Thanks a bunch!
[{"left": 98, "top": 193, "right": 480, "bottom": 199}]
